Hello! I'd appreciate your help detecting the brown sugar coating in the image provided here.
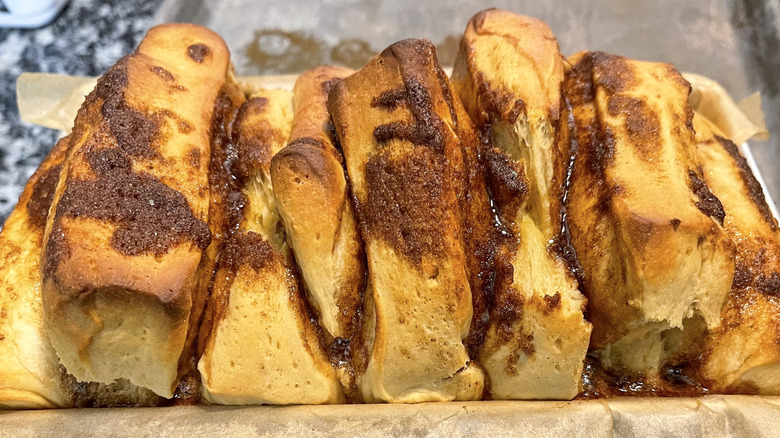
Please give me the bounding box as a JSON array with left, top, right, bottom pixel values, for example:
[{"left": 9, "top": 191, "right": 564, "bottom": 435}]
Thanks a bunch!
[
  {"left": 482, "top": 146, "right": 529, "bottom": 223},
  {"left": 187, "top": 44, "right": 210, "bottom": 63},
  {"left": 688, "top": 169, "right": 726, "bottom": 225},
  {"left": 473, "top": 71, "right": 527, "bottom": 125},
  {"left": 372, "top": 79, "right": 446, "bottom": 153},
  {"left": 363, "top": 150, "right": 446, "bottom": 265},
  {"left": 27, "top": 165, "right": 62, "bottom": 230},
  {"left": 219, "top": 231, "right": 280, "bottom": 275},
  {"left": 53, "top": 147, "right": 211, "bottom": 257},
  {"left": 606, "top": 95, "right": 660, "bottom": 161},
  {"left": 230, "top": 97, "right": 273, "bottom": 184},
  {"left": 96, "top": 59, "right": 162, "bottom": 160}
]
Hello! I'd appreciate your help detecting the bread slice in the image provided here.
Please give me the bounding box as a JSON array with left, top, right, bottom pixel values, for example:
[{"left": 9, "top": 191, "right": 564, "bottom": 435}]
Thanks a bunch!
[
  {"left": 329, "top": 39, "right": 485, "bottom": 403},
  {"left": 564, "top": 52, "right": 735, "bottom": 374},
  {"left": 450, "top": 9, "right": 591, "bottom": 400},
  {"left": 694, "top": 117, "right": 780, "bottom": 395},
  {"left": 0, "top": 136, "right": 164, "bottom": 409},
  {"left": 41, "top": 24, "right": 234, "bottom": 398},
  {"left": 198, "top": 89, "right": 344, "bottom": 405},
  {"left": 178, "top": 70, "right": 246, "bottom": 403},
  {"left": 270, "top": 66, "right": 365, "bottom": 345},
  {"left": 0, "top": 137, "right": 70, "bottom": 408}
]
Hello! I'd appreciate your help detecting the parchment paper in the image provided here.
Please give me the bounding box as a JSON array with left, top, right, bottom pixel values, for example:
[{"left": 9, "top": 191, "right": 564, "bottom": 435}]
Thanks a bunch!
[{"left": 1, "top": 396, "right": 779, "bottom": 437}]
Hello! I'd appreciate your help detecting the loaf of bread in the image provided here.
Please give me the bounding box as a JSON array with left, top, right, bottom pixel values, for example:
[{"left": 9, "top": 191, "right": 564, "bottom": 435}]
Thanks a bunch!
[
  {"left": 564, "top": 52, "right": 735, "bottom": 376},
  {"left": 694, "top": 117, "right": 780, "bottom": 395},
  {"left": 328, "top": 39, "right": 486, "bottom": 402},
  {"left": 270, "top": 66, "right": 365, "bottom": 347},
  {"left": 40, "top": 24, "right": 236, "bottom": 398},
  {"left": 450, "top": 10, "right": 592, "bottom": 400},
  {"left": 198, "top": 89, "right": 344, "bottom": 405},
  {"left": 3, "top": 9, "right": 779, "bottom": 409}
]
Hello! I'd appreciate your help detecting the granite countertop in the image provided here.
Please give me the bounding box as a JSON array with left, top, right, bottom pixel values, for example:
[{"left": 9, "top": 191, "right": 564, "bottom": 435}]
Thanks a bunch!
[{"left": 0, "top": 0, "right": 162, "bottom": 223}]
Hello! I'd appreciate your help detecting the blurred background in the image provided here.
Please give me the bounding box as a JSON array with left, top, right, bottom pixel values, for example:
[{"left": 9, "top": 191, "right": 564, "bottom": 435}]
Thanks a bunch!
[{"left": 0, "top": 0, "right": 777, "bottom": 222}]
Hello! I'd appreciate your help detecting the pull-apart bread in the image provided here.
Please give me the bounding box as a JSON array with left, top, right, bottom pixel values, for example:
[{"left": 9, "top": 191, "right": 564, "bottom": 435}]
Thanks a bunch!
[
  {"left": 451, "top": 10, "right": 592, "bottom": 400},
  {"left": 270, "top": 66, "right": 365, "bottom": 349},
  {"left": 198, "top": 90, "right": 344, "bottom": 405},
  {"left": 40, "top": 24, "right": 235, "bottom": 399},
  {"left": 693, "top": 118, "right": 780, "bottom": 394},
  {"left": 564, "top": 52, "right": 735, "bottom": 378},
  {"left": 0, "top": 138, "right": 70, "bottom": 408},
  {"left": 328, "top": 39, "right": 486, "bottom": 403},
  {"left": 4, "top": 8, "right": 779, "bottom": 409}
]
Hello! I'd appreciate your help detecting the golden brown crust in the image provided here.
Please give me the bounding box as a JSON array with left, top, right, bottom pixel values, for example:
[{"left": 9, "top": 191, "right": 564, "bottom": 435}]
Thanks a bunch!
[
  {"left": 270, "top": 66, "right": 365, "bottom": 347},
  {"left": 564, "top": 52, "right": 735, "bottom": 378},
  {"left": 41, "top": 24, "right": 233, "bottom": 398},
  {"left": 329, "top": 39, "right": 485, "bottom": 403}
]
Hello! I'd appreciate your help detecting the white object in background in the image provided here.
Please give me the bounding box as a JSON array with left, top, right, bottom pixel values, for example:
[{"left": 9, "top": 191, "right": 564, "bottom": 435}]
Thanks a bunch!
[{"left": 0, "top": 0, "right": 69, "bottom": 28}]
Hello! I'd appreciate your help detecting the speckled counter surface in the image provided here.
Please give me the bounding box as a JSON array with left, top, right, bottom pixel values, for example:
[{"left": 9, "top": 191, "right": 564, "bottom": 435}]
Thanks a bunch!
[{"left": 0, "top": 0, "right": 162, "bottom": 223}]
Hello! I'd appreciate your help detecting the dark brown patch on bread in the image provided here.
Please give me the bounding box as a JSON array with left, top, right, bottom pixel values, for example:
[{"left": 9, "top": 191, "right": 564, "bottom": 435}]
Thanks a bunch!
[
  {"left": 371, "top": 39, "right": 453, "bottom": 154},
  {"left": 578, "top": 354, "right": 709, "bottom": 398},
  {"left": 755, "top": 272, "right": 780, "bottom": 296},
  {"left": 63, "top": 367, "right": 165, "bottom": 408},
  {"left": 456, "top": 119, "right": 512, "bottom": 360},
  {"left": 606, "top": 95, "right": 660, "bottom": 161},
  {"left": 362, "top": 150, "right": 445, "bottom": 264},
  {"left": 542, "top": 292, "right": 561, "bottom": 314},
  {"left": 591, "top": 52, "right": 634, "bottom": 94},
  {"left": 371, "top": 87, "right": 406, "bottom": 110},
  {"left": 27, "top": 164, "right": 62, "bottom": 230},
  {"left": 51, "top": 147, "right": 211, "bottom": 257},
  {"left": 187, "top": 44, "right": 210, "bottom": 63},
  {"left": 231, "top": 97, "right": 278, "bottom": 185},
  {"left": 373, "top": 78, "right": 445, "bottom": 153},
  {"left": 187, "top": 148, "right": 201, "bottom": 169},
  {"left": 320, "top": 77, "right": 342, "bottom": 98},
  {"left": 475, "top": 72, "right": 526, "bottom": 125},
  {"left": 670, "top": 218, "right": 682, "bottom": 230},
  {"left": 220, "top": 231, "right": 280, "bottom": 274},
  {"left": 688, "top": 169, "right": 726, "bottom": 225},
  {"left": 483, "top": 147, "right": 529, "bottom": 223},
  {"left": 494, "top": 287, "right": 524, "bottom": 343},
  {"left": 565, "top": 54, "right": 616, "bottom": 182},
  {"left": 492, "top": 286, "right": 535, "bottom": 377},
  {"left": 150, "top": 65, "right": 175, "bottom": 82},
  {"left": 94, "top": 59, "right": 162, "bottom": 160}
]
